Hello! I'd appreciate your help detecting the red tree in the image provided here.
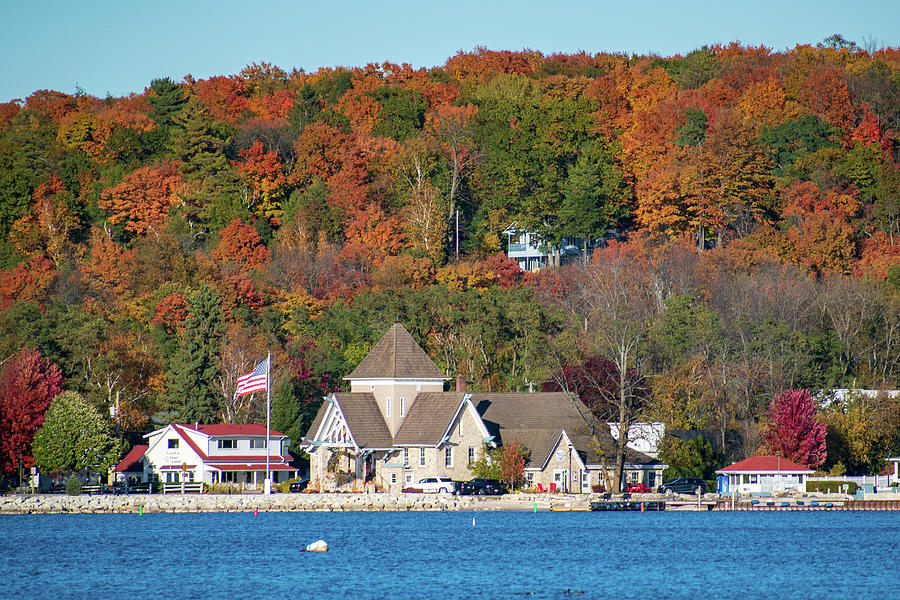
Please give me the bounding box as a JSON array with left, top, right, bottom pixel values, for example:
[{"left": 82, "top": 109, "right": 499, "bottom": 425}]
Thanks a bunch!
[
  {"left": 212, "top": 219, "right": 271, "bottom": 271},
  {"left": 0, "top": 348, "right": 65, "bottom": 474},
  {"left": 763, "top": 389, "right": 827, "bottom": 468}
]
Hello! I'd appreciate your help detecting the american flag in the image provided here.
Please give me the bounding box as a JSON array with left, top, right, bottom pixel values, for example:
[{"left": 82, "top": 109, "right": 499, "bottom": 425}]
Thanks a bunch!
[{"left": 235, "top": 357, "right": 269, "bottom": 396}]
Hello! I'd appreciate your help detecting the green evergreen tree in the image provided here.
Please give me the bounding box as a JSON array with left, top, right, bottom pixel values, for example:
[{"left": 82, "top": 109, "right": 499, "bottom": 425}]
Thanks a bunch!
[
  {"left": 271, "top": 377, "right": 301, "bottom": 452},
  {"left": 147, "top": 78, "right": 187, "bottom": 126},
  {"left": 169, "top": 284, "right": 224, "bottom": 424},
  {"left": 167, "top": 99, "right": 243, "bottom": 237},
  {"left": 32, "top": 391, "right": 118, "bottom": 474}
]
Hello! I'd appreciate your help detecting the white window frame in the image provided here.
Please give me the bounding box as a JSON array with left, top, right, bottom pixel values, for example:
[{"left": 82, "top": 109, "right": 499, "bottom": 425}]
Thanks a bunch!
[
  {"left": 386, "top": 397, "right": 391, "bottom": 418},
  {"left": 390, "top": 473, "right": 397, "bottom": 484},
  {"left": 419, "top": 448, "right": 425, "bottom": 467},
  {"left": 250, "top": 439, "right": 266, "bottom": 449},
  {"left": 468, "top": 447, "right": 475, "bottom": 465},
  {"left": 445, "top": 447, "right": 453, "bottom": 468},
  {"left": 400, "top": 397, "right": 405, "bottom": 417},
  {"left": 403, "top": 448, "right": 409, "bottom": 467}
]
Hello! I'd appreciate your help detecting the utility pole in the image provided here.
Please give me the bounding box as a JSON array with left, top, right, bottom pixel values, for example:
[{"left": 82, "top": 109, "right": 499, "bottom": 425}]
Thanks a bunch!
[{"left": 455, "top": 209, "right": 459, "bottom": 261}]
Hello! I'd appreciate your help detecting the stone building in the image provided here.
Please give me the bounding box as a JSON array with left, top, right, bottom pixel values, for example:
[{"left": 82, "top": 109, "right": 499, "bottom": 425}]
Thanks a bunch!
[{"left": 302, "top": 323, "right": 665, "bottom": 493}]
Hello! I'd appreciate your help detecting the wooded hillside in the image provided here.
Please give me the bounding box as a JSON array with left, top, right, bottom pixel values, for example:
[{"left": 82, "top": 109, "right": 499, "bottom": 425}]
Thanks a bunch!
[{"left": 2, "top": 38, "right": 899, "bottom": 475}]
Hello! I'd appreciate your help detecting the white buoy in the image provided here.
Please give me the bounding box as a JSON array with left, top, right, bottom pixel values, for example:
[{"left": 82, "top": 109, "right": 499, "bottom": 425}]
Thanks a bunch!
[
  {"left": 472, "top": 517, "right": 475, "bottom": 526},
  {"left": 303, "top": 540, "right": 329, "bottom": 552}
]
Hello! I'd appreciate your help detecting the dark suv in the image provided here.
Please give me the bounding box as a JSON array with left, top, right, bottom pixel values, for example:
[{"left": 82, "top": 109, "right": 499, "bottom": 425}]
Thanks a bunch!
[
  {"left": 658, "top": 477, "right": 706, "bottom": 494},
  {"left": 457, "top": 478, "right": 508, "bottom": 495}
]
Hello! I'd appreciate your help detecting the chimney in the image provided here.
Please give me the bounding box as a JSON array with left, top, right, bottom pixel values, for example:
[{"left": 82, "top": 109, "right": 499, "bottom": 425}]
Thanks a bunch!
[{"left": 456, "top": 374, "right": 466, "bottom": 393}]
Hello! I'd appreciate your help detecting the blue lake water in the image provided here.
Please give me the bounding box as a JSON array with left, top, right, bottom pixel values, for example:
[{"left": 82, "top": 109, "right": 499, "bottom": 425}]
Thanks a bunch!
[{"left": 1, "top": 510, "right": 899, "bottom": 599}]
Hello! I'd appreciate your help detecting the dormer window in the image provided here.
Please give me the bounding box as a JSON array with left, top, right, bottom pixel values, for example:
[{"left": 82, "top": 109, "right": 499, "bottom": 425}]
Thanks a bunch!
[{"left": 217, "top": 439, "right": 237, "bottom": 449}]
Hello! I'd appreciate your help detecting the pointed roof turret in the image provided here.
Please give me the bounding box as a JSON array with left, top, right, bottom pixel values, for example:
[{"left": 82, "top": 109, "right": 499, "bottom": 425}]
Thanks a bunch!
[{"left": 346, "top": 323, "right": 447, "bottom": 380}]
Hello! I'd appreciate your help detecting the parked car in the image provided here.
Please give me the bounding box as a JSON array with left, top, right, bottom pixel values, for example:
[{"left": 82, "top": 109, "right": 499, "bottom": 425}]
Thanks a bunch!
[
  {"left": 626, "top": 482, "right": 652, "bottom": 493},
  {"left": 403, "top": 477, "right": 456, "bottom": 494},
  {"left": 658, "top": 477, "right": 706, "bottom": 494},
  {"left": 289, "top": 479, "right": 309, "bottom": 493},
  {"left": 456, "top": 478, "right": 508, "bottom": 496}
]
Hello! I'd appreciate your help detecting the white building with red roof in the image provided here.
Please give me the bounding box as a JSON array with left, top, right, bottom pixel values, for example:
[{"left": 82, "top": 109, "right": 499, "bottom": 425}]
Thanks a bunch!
[
  {"left": 716, "top": 455, "right": 813, "bottom": 495},
  {"left": 113, "top": 423, "right": 297, "bottom": 488}
]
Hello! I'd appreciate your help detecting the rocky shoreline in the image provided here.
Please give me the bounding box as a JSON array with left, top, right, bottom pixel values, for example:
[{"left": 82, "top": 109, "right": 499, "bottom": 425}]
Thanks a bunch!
[{"left": 0, "top": 492, "right": 593, "bottom": 514}]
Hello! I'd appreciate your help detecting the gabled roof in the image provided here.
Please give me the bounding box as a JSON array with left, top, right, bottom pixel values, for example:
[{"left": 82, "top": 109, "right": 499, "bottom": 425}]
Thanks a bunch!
[
  {"left": 147, "top": 424, "right": 293, "bottom": 463},
  {"left": 113, "top": 445, "right": 148, "bottom": 473},
  {"left": 717, "top": 455, "right": 813, "bottom": 474},
  {"left": 393, "top": 392, "right": 467, "bottom": 446},
  {"left": 472, "top": 392, "right": 600, "bottom": 438},
  {"left": 182, "top": 424, "right": 286, "bottom": 437},
  {"left": 346, "top": 323, "right": 447, "bottom": 380},
  {"left": 334, "top": 393, "right": 394, "bottom": 448},
  {"left": 500, "top": 428, "right": 562, "bottom": 469}
]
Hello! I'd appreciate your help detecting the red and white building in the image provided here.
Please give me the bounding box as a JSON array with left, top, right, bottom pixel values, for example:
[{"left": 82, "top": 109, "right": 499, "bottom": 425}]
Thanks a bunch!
[
  {"left": 113, "top": 423, "right": 297, "bottom": 488},
  {"left": 716, "top": 455, "right": 813, "bottom": 495}
]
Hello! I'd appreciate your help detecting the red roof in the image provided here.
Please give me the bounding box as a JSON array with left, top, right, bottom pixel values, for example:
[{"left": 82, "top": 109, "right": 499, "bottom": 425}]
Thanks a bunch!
[
  {"left": 181, "top": 424, "right": 286, "bottom": 437},
  {"left": 717, "top": 455, "right": 813, "bottom": 474},
  {"left": 168, "top": 424, "right": 293, "bottom": 463},
  {"left": 209, "top": 464, "right": 296, "bottom": 471},
  {"left": 113, "top": 445, "right": 148, "bottom": 472}
]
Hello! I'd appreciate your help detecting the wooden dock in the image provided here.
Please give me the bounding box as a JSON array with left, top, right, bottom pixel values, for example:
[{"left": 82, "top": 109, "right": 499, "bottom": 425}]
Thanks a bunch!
[{"left": 712, "top": 499, "right": 900, "bottom": 511}]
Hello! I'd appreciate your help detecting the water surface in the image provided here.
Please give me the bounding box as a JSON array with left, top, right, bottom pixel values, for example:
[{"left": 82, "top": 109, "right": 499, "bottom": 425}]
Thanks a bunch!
[{"left": 1, "top": 510, "right": 897, "bottom": 599}]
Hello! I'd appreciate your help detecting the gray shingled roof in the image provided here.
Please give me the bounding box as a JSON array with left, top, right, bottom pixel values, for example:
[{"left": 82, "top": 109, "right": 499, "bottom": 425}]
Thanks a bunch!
[
  {"left": 393, "top": 392, "right": 467, "bottom": 446},
  {"left": 334, "top": 393, "right": 394, "bottom": 448},
  {"left": 346, "top": 323, "right": 447, "bottom": 380},
  {"left": 471, "top": 392, "right": 617, "bottom": 466}
]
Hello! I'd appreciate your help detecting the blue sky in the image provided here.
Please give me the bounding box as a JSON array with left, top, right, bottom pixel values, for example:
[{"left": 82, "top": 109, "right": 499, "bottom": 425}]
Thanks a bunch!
[{"left": 3, "top": 0, "right": 898, "bottom": 103}]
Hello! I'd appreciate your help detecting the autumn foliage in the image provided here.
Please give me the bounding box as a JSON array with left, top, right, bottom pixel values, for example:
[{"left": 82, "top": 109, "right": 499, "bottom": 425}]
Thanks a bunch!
[{"left": 763, "top": 389, "right": 827, "bottom": 468}]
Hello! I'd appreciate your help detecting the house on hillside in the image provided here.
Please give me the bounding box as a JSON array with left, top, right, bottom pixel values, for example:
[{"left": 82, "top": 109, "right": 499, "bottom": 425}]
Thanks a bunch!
[
  {"left": 503, "top": 223, "right": 601, "bottom": 272},
  {"left": 112, "top": 423, "right": 297, "bottom": 488},
  {"left": 716, "top": 455, "right": 813, "bottom": 495},
  {"left": 302, "top": 323, "right": 666, "bottom": 493}
]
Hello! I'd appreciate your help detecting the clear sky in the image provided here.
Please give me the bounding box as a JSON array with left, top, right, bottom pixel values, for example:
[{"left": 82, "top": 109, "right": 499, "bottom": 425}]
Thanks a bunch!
[{"left": 3, "top": 0, "right": 898, "bottom": 103}]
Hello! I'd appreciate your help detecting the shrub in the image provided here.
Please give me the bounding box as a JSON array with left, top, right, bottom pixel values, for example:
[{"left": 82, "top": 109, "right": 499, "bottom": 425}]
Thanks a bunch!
[
  {"left": 276, "top": 476, "right": 305, "bottom": 493},
  {"left": 203, "top": 482, "right": 240, "bottom": 494},
  {"left": 806, "top": 480, "right": 857, "bottom": 494},
  {"left": 65, "top": 475, "right": 83, "bottom": 496}
]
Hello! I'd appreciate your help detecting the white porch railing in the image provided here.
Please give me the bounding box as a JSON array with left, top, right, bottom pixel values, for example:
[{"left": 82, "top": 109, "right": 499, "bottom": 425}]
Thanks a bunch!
[{"left": 162, "top": 482, "right": 205, "bottom": 494}]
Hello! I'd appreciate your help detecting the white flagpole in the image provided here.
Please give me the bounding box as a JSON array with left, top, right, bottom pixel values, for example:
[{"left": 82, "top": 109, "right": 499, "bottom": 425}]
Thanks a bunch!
[{"left": 265, "top": 352, "right": 272, "bottom": 495}]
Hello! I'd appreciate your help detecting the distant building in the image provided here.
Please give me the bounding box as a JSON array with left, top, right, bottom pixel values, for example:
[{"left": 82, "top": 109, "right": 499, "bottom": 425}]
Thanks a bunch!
[
  {"left": 608, "top": 422, "right": 665, "bottom": 458},
  {"left": 503, "top": 223, "right": 601, "bottom": 272}
]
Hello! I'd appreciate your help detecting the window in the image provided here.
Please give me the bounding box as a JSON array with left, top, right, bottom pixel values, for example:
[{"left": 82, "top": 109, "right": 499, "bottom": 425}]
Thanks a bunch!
[
  {"left": 742, "top": 474, "right": 750, "bottom": 484},
  {"left": 168, "top": 439, "right": 179, "bottom": 449},
  {"left": 400, "top": 397, "right": 405, "bottom": 417},
  {"left": 526, "top": 472, "right": 534, "bottom": 485},
  {"left": 798, "top": 475, "right": 804, "bottom": 483},
  {"left": 467, "top": 447, "right": 475, "bottom": 465},
  {"left": 217, "top": 439, "right": 237, "bottom": 449},
  {"left": 405, "top": 473, "right": 412, "bottom": 484},
  {"left": 386, "top": 398, "right": 391, "bottom": 417},
  {"left": 419, "top": 448, "right": 425, "bottom": 467},
  {"left": 445, "top": 447, "right": 453, "bottom": 467},
  {"left": 390, "top": 473, "right": 397, "bottom": 484},
  {"left": 250, "top": 439, "right": 266, "bottom": 449},
  {"left": 403, "top": 448, "right": 409, "bottom": 466},
  {"left": 750, "top": 474, "right": 758, "bottom": 484},
  {"left": 166, "top": 472, "right": 179, "bottom": 483}
]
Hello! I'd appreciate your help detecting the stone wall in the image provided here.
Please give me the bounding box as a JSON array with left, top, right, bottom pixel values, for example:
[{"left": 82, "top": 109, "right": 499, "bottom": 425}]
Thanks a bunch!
[{"left": 0, "top": 492, "right": 592, "bottom": 514}]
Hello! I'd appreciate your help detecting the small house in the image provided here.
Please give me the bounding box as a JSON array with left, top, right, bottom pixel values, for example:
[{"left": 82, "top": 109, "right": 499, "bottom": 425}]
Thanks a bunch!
[
  {"left": 716, "top": 455, "right": 813, "bottom": 495},
  {"left": 112, "top": 423, "right": 298, "bottom": 489}
]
